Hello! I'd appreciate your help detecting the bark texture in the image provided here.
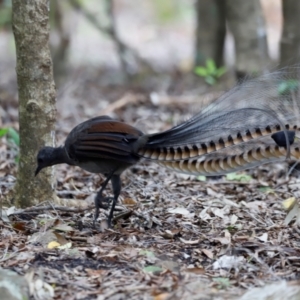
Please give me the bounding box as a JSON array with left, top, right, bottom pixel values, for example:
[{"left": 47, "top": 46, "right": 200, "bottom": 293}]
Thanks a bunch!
[
  {"left": 12, "top": 0, "right": 56, "bottom": 207},
  {"left": 226, "top": 0, "right": 269, "bottom": 78},
  {"left": 280, "top": 0, "right": 300, "bottom": 71},
  {"left": 194, "top": 0, "right": 226, "bottom": 67}
]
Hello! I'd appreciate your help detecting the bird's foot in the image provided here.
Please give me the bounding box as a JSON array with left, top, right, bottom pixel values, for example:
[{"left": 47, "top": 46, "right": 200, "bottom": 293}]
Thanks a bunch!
[{"left": 93, "top": 196, "right": 114, "bottom": 228}]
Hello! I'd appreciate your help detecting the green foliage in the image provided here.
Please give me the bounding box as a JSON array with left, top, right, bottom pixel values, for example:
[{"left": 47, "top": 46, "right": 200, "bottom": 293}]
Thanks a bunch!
[
  {"left": 194, "top": 59, "right": 226, "bottom": 85},
  {"left": 258, "top": 186, "right": 274, "bottom": 193},
  {"left": 152, "top": 0, "right": 191, "bottom": 23},
  {"left": 277, "top": 79, "right": 299, "bottom": 95},
  {"left": 0, "top": 0, "right": 12, "bottom": 28},
  {"left": 139, "top": 250, "right": 155, "bottom": 257},
  {"left": 0, "top": 127, "right": 19, "bottom": 146},
  {"left": 226, "top": 225, "right": 237, "bottom": 232},
  {"left": 226, "top": 173, "right": 252, "bottom": 182},
  {"left": 143, "top": 265, "right": 163, "bottom": 273},
  {"left": 152, "top": 0, "right": 175, "bottom": 22},
  {"left": 0, "top": 127, "right": 20, "bottom": 162},
  {"left": 213, "top": 277, "right": 231, "bottom": 289},
  {"left": 197, "top": 175, "right": 206, "bottom": 181}
]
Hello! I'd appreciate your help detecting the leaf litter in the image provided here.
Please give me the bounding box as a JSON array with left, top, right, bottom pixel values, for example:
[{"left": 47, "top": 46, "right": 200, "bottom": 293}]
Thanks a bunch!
[{"left": 1, "top": 82, "right": 300, "bottom": 299}]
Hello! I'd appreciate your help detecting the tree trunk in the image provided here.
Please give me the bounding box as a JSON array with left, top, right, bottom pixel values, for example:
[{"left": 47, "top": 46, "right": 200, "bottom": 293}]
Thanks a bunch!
[
  {"left": 226, "top": 0, "right": 269, "bottom": 79},
  {"left": 51, "top": 0, "right": 70, "bottom": 86},
  {"left": 12, "top": 0, "right": 57, "bottom": 207},
  {"left": 280, "top": 0, "right": 300, "bottom": 72},
  {"left": 194, "top": 0, "right": 226, "bottom": 67}
]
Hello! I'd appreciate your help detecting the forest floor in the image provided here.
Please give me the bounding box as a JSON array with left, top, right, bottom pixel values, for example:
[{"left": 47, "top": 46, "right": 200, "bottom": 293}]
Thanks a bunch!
[{"left": 1, "top": 69, "right": 300, "bottom": 300}]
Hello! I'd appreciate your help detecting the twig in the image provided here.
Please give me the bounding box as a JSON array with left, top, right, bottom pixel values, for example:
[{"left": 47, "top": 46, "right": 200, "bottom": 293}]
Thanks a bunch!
[
  {"left": 113, "top": 210, "right": 133, "bottom": 222},
  {"left": 66, "top": 236, "right": 88, "bottom": 242},
  {"left": 68, "top": 0, "right": 152, "bottom": 75},
  {"left": 56, "top": 190, "right": 90, "bottom": 196},
  {"left": 10, "top": 203, "right": 127, "bottom": 215},
  {"left": 99, "top": 93, "right": 145, "bottom": 115},
  {"left": 99, "top": 285, "right": 149, "bottom": 299},
  {"left": 10, "top": 205, "right": 94, "bottom": 215},
  {"left": 106, "top": 0, "right": 128, "bottom": 80}
]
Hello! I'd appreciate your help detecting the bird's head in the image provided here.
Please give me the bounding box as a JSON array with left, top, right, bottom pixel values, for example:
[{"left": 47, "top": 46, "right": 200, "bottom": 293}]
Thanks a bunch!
[{"left": 35, "top": 146, "right": 64, "bottom": 176}]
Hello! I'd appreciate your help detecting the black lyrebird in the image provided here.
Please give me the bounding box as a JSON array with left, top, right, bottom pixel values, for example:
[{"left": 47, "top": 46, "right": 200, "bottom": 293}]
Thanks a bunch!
[{"left": 35, "top": 68, "right": 300, "bottom": 227}]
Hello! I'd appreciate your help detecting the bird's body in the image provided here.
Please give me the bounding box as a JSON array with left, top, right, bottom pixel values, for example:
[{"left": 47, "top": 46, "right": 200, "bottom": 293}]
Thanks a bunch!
[{"left": 36, "top": 67, "right": 300, "bottom": 227}]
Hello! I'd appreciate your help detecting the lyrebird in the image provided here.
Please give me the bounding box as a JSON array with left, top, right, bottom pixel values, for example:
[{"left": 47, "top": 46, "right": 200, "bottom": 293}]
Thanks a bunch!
[{"left": 36, "top": 67, "right": 300, "bottom": 227}]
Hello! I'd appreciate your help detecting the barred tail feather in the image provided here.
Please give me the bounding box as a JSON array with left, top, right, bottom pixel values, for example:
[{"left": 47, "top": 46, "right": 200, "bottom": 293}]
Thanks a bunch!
[{"left": 158, "top": 144, "right": 300, "bottom": 176}]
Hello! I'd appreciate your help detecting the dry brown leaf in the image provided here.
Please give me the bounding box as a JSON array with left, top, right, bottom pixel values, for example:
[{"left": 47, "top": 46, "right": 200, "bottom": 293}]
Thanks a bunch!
[
  {"left": 123, "top": 198, "right": 138, "bottom": 205},
  {"left": 185, "top": 267, "right": 205, "bottom": 274},
  {"left": 154, "top": 293, "right": 170, "bottom": 300},
  {"left": 201, "top": 249, "right": 214, "bottom": 259}
]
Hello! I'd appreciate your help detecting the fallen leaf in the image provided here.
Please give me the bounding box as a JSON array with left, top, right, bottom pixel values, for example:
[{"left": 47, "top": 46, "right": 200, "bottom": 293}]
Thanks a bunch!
[
  {"left": 226, "top": 173, "right": 252, "bottom": 182},
  {"left": 201, "top": 249, "right": 214, "bottom": 259},
  {"left": 154, "top": 293, "right": 170, "bottom": 300},
  {"left": 282, "top": 197, "right": 296, "bottom": 211},
  {"left": 168, "top": 207, "right": 190, "bottom": 216},
  {"left": 123, "top": 198, "right": 137, "bottom": 205},
  {"left": 213, "top": 255, "right": 245, "bottom": 270},
  {"left": 257, "top": 233, "right": 268, "bottom": 242},
  {"left": 139, "top": 250, "right": 155, "bottom": 257},
  {"left": 185, "top": 267, "right": 205, "bottom": 274},
  {"left": 58, "top": 242, "right": 72, "bottom": 250},
  {"left": 284, "top": 202, "right": 300, "bottom": 225},
  {"left": 48, "top": 241, "right": 60, "bottom": 249},
  {"left": 143, "top": 266, "right": 163, "bottom": 273},
  {"left": 179, "top": 238, "right": 200, "bottom": 245},
  {"left": 53, "top": 223, "right": 74, "bottom": 232}
]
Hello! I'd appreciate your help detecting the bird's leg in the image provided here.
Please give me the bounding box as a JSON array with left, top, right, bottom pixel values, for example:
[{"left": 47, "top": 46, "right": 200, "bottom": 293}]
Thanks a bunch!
[
  {"left": 93, "top": 170, "right": 115, "bottom": 227},
  {"left": 107, "top": 174, "right": 122, "bottom": 227}
]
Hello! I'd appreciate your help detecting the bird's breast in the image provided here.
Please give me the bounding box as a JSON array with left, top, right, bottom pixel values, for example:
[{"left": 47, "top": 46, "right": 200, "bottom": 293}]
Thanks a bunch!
[{"left": 77, "top": 159, "right": 133, "bottom": 175}]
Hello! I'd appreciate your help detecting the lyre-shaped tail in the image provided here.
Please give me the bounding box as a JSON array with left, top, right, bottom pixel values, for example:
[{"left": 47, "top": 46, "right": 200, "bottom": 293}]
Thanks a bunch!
[
  {"left": 138, "top": 124, "right": 299, "bottom": 161},
  {"left": 158, "top": 144, "right": 300, "bottom": 176},
  {"left": 138, "top": 66, "right": 300, "bottom": 163}
]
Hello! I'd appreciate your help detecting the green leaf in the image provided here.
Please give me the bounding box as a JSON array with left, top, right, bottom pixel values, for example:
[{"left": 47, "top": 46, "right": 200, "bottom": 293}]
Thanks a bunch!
[
  {"left": 7, "top": 128, "right": 19, "bottom": 146},
  {"left": 153, "top": 0, "right": 178, "bottom": 23},
  {"left": 215, "top": 66, "right": 226, "bottom": 77},
  {"left": 206, "top": 59, "right": 216, "bottom": 74},
  {"left": 205, "top": 76, "right": 216, "bottom": 85},
  {"left": 258, "top": 186, "right": 274, "bottom": 193},
  {"left": 0, "top": 128, "right": 9, "bottom": 137},
  {"left": 194, "top": 66, "right": 208, "bottom": 77},
  {"left": 226, "top": 225, "right": 237, "bottom": 231},
  {"left": 139, "top": 250, "right": 155, "bottom": 257},
  {"left": 197, "top": 175, "right": 206, "bottom": 181},
  {"left": 143, "top": 265, "right": 163, "bottom": 273},
  {"left": 226, "top": 173, "right": 252, "bottom": 182},
  {"left": 213, "top": 277, "right": 231, "bottom": 289}
]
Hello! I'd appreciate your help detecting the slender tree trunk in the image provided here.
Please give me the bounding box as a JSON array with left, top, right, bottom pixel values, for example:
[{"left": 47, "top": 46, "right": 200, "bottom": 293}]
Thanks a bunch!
[
  {"left": 280, "top": 0, "right": 300, "bottom": 72},
  {"left": 226, "top": 0, "right": 269, "bottom": 79},
  {"left": 12, "top": 0, "right": 57, "bottom": 207},
  {"left": 194, "top": 0, "right": 226, "bottom": 67}
]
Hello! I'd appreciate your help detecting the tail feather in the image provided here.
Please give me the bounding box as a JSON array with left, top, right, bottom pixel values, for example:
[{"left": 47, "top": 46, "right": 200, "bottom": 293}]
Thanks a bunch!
[
  {"left": 138, "top": 66, "right": 300, "bottom": 163},
  {"left": 138, "top": 123, "right": 299, "bottom": 161},
  {"left": 158, "top": 144, "right": 300, "bottom": 176}
]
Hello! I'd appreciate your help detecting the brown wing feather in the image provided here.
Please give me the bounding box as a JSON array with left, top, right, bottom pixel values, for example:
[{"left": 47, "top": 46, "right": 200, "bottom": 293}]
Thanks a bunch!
[
  {"left": 88, "top": 120, "right": 143, "bottom": 136},
  {"left": 65, "top": 118, "right": 144, "bottom": 164}
]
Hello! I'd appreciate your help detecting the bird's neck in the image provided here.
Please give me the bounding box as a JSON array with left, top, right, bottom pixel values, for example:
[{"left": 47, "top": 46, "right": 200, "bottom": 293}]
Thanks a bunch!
[{"left": 52, "top": 146, "right": 73, "bottom": 165}]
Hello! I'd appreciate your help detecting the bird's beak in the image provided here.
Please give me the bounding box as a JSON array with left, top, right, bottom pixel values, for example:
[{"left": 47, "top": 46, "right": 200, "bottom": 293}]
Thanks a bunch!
[{"left": 35, "top": 165, "right": 42, "bottom": 176}]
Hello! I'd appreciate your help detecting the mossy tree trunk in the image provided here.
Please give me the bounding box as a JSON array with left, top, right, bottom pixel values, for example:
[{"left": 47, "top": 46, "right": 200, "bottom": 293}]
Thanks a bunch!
[{"left": 12, "top": 0, "right": 57, "bottom": 207}]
